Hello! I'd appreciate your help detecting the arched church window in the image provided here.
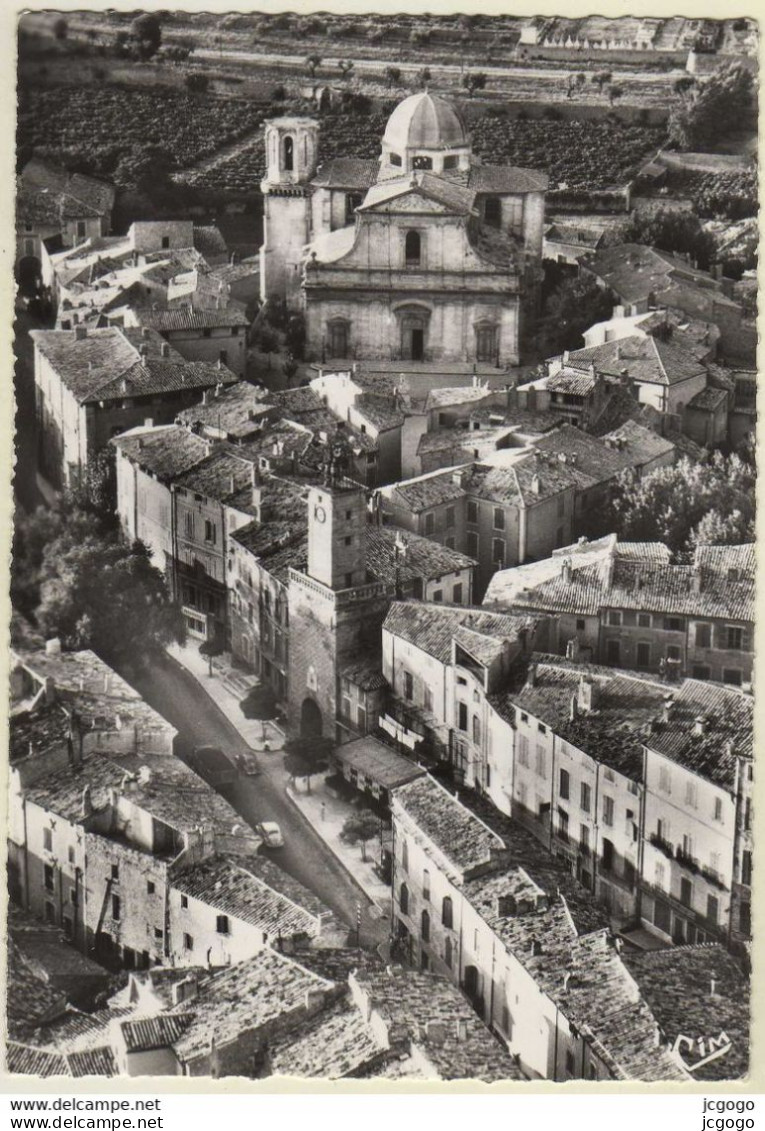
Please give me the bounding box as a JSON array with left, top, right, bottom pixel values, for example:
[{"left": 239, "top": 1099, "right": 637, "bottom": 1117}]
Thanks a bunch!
[
  {"left": 484, "top": 196, "right": 502, "bottom": 228},
  {"left": 405, "top": 230, "right": 421, "bottom": 267},
  {"left": 283, "top": 135, "right": 294, "bottom": 173}
]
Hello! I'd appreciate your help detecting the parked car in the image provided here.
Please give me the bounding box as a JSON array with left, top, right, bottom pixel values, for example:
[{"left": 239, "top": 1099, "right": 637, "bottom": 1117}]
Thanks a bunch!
[
  {"left": 188, "top": 745, "right": 238, "bottom": 787},
  {"left": 258, "top": 821, "right": 285, "bottom": 849}
]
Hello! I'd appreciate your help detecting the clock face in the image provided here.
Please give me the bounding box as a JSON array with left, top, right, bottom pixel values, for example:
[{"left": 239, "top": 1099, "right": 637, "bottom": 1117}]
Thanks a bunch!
[{"left": 314, "top": 505, "right": 326, "bottom": 523}]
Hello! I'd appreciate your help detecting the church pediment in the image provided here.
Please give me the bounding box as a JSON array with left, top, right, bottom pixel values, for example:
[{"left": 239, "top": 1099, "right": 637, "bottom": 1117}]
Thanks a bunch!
[{"left": 361, "top": 190, "right": 455, "bottom": 216}]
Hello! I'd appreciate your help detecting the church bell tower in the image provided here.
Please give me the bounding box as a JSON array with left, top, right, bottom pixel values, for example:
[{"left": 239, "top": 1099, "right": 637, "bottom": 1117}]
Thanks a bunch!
[{"left": 259, "top": 117, "right": 319, "bottom": 308}]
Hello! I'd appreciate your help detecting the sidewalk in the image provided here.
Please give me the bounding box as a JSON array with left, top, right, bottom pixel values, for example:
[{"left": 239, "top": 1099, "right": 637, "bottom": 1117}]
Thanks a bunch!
[
  {"left": 286, "top": 778, "right": 392, "bottom": 918},
  {"left": 167, "top": 642, "right": 285, "bottom": 754}
]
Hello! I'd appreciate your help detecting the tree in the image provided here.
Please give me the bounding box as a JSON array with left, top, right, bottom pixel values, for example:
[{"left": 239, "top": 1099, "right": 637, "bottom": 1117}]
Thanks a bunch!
[
  {"left": 337, "top": 59, "right": 354, "bottom": 80},
  {"left": 305, "top": 53, "right": 322, "bottom": 77},
  {"left": 601, "top": 452, "right": 756, "bottom": 555},
  {"left": 240, "top": 684, "right": 278, "bottom": 721},
  {"left": 567, "top": 72, "right": 585, "bottom": 99},
  {"left": 35, "top": 536, "right": 185, "bottom": 666},
  {"left": 199, "top": 635, "right": 225, "bottom": 677},
  {"left": 463, "top": 72, "right": 488, "bottom": 98},
  {"left": 340, "top": 810, "right": 380, "bottom": 862},
  {"left": 131, "top": 12, "right": 162, "bottom": 59},
  {"left": 536, "top": 274, "right": 614, "bottom": 357},
  {"left": 673, "top": 75, "right": 696, "bottom": 97},
  {"left": 282, "top": 736, "right": 332, "bottom": 793},
  {"left": 668, "top": 63, "right": 755, "bottom": 151},
  {"left": 618, "top": 207, "right": 716, "bottom": 271},
  {"left": 591, "top": 70, "right": 612, "bottom": 93},
  {"left": 385, "top": 65, "right": 402, "bottom": 88},
  {"left": 607, "top": 83, "right": 624, "bottom": 106},
  {"left": 53, "top": 17, "right": 68, "bottom": 40},
  {"left": 412, "top": 67, "right": 431, "bottom": 92}
]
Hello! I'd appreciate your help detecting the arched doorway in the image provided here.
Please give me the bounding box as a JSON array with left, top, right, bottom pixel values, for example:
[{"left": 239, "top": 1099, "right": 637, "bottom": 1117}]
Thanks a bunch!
[{"left": 300, "top": 697, "right": 323, "bottom": 739}]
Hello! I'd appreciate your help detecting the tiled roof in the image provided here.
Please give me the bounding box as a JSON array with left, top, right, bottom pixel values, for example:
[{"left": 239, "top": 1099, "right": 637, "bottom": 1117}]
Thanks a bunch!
[
  {"left": 688, "top": 386, "right": 728, "bottom": 411},
  {"left": 173, "top": 447, "right": 259, "bottom": 503},
  {"left": 351, "top": 967, "right": 524, "bottom": 1082},
  {"left": 27, "top": 1007, "right": 134, "bottom": 1055},
  {"left": 582, "top": 243, "right": 723, "bottom": 306},
  {"left": 622, "top": 945, "right": 749, "bottom": 1081},
  {"left": 393, "top": 773, "right": 506, "bottom": 876},
  {"left": 176, "top": 382, "right": 271, "bottom": 438},
  {"left": 533, "top": 425, "right": 638, "bottom": 485},
  {"left": 132, "top": 306, "right": 249, "bottom": 331},
  {"left": 469, "top": 163, "right": 549, "bottom": 194},
  {"left": 6, "top": 942, "right": 68, "bottom": 1040},
  {"left": 171, "top": 854, "right": 324, "bottom": 938},
  {"left": 312, "top": 157, "right": 380, "bottom": 189},
  {"left": 6, "top": 1042, "right": 68, "bottom": 1077},
  {"left": 565, "top": 335, "right": 707, "bottom": 387},
  {"left": 508, "top": 543, "right": 754, "bottom": 623},
  {"left": 603, "top": 419, "right": 676, "bottom": 465},
  {"left": 383, "top": 600, "right": 533, "bottom": 665},
  {"left": 545, "top": 223, "right": 602, "bottom": 248},
  {"left": 388, "top": 468, "right": 469, "bottom": 512},
  {"left": 470, "top": 455, "right": 579, "bottom": 506},
  {"left": 354, "top": 393, "right": 406, "bottom": 430},
  {"left": 545, "top": 368, "right": 597, "bottom": 397},
  {"left": 20, "top": 158, "right": 115, "bottom": 220},
  {"left": 30, "top": 327, "right": 235, "bottom": 404},
  {"left": 66, "top": 1046, "right": 118, "bottom": 1078},
  {"left": 268, "top": 999, "right": 384, "bottom": 1078},
  {"left": 366, "top": 526, "right": 475, "bottom": 586},
  {"left": 505, "top": 662, "right": 668, "bottom": 779},
  {"left": 360, "top": 172, "right": 475, "bottom": 216},
  {"left": 112, "top": 425, "right": 209, "bottom": 483},
  {"left": 339, "top": 655, "right": 387, "bottom": 691},
  {"left": 334, "top": 736, "right": 425, "bottom": 790},
  {"left": 120, "top": 1015, "right": 194, "bottom": 1053},
  {"left": 193, "top": 224, "right": 228, "bottom": 259},
  {"left": 168, "top": 949, "right": 334, "bottom": 1061},
  {"left": 645, "top": 679, "right": 753, "bottom": 787},
  {"left": 425, "top": 384, "right": 494, "bottom": 410}
]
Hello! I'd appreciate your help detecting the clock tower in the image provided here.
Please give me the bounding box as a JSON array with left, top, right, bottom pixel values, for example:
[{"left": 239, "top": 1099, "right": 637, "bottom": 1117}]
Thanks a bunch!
[{"left": 287, "top": 482, "right": 391, "bottom": 741}]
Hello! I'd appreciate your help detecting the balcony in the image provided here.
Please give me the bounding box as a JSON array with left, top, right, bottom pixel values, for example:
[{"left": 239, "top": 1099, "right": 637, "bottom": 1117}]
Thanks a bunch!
[
  {"left": 648, "top": 833, "right": 674, "bottom": 859},
  {"left": 675, "top": 847, "right": 701, "bottom": 876}
]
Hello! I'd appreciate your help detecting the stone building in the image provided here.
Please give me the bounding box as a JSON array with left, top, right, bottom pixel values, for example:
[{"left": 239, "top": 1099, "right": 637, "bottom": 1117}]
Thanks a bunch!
[
  {"left": 490, "top": 540, "right": 754, "bottom": 688},
  {"left": 126, "top": 306, "right": 250, "bottom": 381},
  {"left": 260, "top": 93, "right": 547, "bottom": 366},
  {"left": 32, "top": 325, "right": 237, "bottom": 490}
]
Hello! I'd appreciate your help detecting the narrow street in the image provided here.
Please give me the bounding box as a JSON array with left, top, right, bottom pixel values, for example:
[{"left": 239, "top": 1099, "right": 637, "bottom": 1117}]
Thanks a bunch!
[{"left": 124, "top": 651, "right": 389, "bottom": 951}]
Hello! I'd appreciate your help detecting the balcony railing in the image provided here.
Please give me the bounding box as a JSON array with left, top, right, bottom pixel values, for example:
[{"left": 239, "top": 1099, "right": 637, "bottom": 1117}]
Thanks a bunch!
[{"left": 649, "top": 833, "right": 674, "bottom": 859}]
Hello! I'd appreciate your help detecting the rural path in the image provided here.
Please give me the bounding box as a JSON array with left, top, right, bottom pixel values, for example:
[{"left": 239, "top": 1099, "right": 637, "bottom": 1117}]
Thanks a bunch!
[{"left": 174, "top": 129, "right": 262, "bottom": 185}]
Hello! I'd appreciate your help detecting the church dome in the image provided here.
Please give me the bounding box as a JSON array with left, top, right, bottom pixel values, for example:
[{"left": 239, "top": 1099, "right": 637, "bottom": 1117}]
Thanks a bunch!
[{"left": 383, "top": 92, "right": 469, "bottom": 152}]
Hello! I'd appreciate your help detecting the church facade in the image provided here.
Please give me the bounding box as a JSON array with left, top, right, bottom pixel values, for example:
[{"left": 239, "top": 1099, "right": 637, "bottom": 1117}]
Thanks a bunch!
[{"left": 260, "top": 93, "right": 548, "bottom": 367}]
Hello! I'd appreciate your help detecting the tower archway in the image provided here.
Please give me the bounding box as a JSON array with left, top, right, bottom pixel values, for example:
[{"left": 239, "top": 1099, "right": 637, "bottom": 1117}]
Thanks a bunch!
[{"left": 300, "top": 697, "right": 323, "bottom": 739}]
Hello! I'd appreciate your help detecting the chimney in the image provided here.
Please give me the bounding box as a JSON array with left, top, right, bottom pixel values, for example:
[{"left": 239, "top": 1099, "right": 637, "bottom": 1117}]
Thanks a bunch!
[
  {"left": 45, "top": 637, "right": 62, "bottom": 655},
  {"left": 455, "top": 1019, "right": 468, "bottom": 1042},
  {"left": 577, "top": 675, "right": 597, "bottom": 714},
  {"left": 251, "top": 463, "right": 260, "bottom": 487},
  {"left": 531, "top": 939, "right": 543, "bottom": 957},
  {"left": 692, "top": 562, "right": 703, "bottom": 594},
  {"left": 662, "top": 696, "right": 674, "bottom": 724},
  {"left": 160, "top": 342, "right": 170, "bottom": 358},
  {"left": 710, "top": 975, "right": 718, "bottom": 998},
  {"left": 563, "top": 350, "right": 570, "bottom": 363},
  {"left": 104, "top": 674, "right": 111, "bottom": 694},
  {"left": 137, "top": 437, "right": 144, "bottom": 451},
  {"left": 614, "top": 343, "right": 621, "bottom": 360},
  {"left": 81, "top": 785, "right": 92, "bottom": 819},
  {"left": 305, "top": 988, "right": 326, "bottom": 1011},
  {"left": 43, "top": 676, "right": 56, "bottom": 706},
  {"left": 563, "top": 972, "right": 571, "bottom": 992},
  {"left": 561, "top": 557, "right": 572, "bottom": 584},
  {"left": 566, "top": 637, "right": 581, "bottom": 662},
  {"left": 229, "top": 475, "right": 236, "bottom": 495},
  {"left": 692, "top": 714, "right": 707, "bottom": 737},
  {"left": 172, "top": 976, "right": 199, "bottom": 1005},
  {"left": 569, "top": 693, "right": 578, "bottom": 722},
  {"left": 216, "top": 358, "right": 224, "bottom": 370},
  {"left": 495, "top": 893, "right": 517, "bottom": 917},
  {"left": 527, "top": 662, "right": 537, "bottom": 688},
  {"left": 139, "top": 343, "right": 149, "bottom": 357},
  {"left": 531, "top": 474, "right": 541, "bottom": 495},
  {"left": 141, "top": 326, "right": 150, "bottom": 339},
  {"left": 74, "top": 325, "right": 87, "bottom": 341}
]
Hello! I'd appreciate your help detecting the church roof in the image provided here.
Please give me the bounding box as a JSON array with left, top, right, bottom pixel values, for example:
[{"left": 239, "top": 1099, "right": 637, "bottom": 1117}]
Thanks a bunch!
[
  {"left": 359, "top": 173, "right": 475, "bottom": 216},
  {"left": 383, "top": 92, "right": 469, "bottom": 152},
  {"left": 312, "top": 158, "right": 380, "bottom": 190}
]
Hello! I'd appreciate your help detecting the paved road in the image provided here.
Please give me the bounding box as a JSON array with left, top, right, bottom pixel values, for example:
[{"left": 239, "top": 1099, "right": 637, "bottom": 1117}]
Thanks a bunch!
[{"left": 125, "top": 651, "right": 389, "bottom": 951}]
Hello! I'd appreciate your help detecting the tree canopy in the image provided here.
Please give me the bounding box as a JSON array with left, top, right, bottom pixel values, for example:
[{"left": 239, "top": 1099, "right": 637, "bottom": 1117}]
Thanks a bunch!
[
  {"left": 131, "top": 12, "right": 163, "bottom": 59},
  {"left": 601, "top": 452, "right": 756, "bottom": 556},
  {"left": 616, "top": 207, "right": 717, "bottom": 271},
  {"left": 668, "top": 63, "right": 755, "bottom": 151},
  {"left": 340, "top": 810, "right": 380, "bottom": 861},
  {"left": 240, "top": 684, "right": 278, "bottom": 721},
  {"left": 536, "top": 274, "right": 614, "bottom": 357},
  {"left": 283, "top": 735, "right": 332, "bottom": 792}
]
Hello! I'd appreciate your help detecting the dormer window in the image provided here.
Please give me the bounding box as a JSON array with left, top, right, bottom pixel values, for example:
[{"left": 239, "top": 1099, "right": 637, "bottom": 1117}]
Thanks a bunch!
[{"left": 405, "top": 230, "right": 421, "bottom": 267}]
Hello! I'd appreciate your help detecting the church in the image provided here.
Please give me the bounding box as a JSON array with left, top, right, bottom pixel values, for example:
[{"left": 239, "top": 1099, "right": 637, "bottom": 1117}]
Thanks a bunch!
[{"left": 259, "top": 92, "right": 548, "bottom": 367}]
